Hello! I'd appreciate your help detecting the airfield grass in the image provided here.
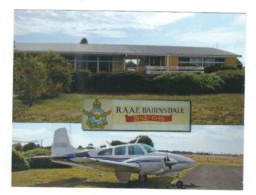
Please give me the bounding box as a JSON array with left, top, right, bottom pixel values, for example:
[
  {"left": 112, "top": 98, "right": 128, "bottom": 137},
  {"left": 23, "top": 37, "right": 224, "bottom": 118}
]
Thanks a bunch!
[
  {"left": 13, "top": 93, "right": 244, "bottom": 125},
  {"left": 12, "top": 155, "right": 243, "bottom": 188}
]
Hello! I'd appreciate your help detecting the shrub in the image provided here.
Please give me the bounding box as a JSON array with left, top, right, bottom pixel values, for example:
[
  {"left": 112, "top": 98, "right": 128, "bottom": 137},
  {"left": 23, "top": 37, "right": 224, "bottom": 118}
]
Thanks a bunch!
[
  {"left": 37, "top": 51, "right": 73, "bottom": 97},
  {"left": 12, "top": 99, "right": 28, "bottom": 121},
  {"left": 13, "top": 53, "right": 47, "bottom": 107},
  {"left": 12, "top": 150, "right": 29, "bottom": 171},
  {"left": 23, "top": 142, "right": 37, "bottom": 152},
  {"left": 153, "top": 73, "right": 224, "bottom": 94},
  {"left": 205, "top": 64, "right": 238, "bottom": 73},
  {"left": 71, "top": 69, "right": 92, "bottom": 93},
  {"left": 89, "top": 71, "right": 149, "bottom": 93},
  {"left": 214, "top": 70, "right": 245, "bottom": 93},
  {"left": 23, "top": 148, "right": 70, "bottom": 169}
]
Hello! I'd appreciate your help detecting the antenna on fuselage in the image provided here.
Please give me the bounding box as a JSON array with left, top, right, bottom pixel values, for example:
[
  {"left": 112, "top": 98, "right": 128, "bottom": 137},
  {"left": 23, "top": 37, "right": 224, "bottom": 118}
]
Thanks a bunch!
[
  {"left": 135, "top": 137, "right": 140, "bottom": 144},
  {"left": 106, "top": 141, "right": 111, "bottom": 147}
]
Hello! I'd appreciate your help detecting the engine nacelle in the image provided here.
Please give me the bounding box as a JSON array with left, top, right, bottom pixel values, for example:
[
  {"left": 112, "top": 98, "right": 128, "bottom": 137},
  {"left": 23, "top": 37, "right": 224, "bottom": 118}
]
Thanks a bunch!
[{"left": 126, "top": 156, "right": 167, "bottom": 175}]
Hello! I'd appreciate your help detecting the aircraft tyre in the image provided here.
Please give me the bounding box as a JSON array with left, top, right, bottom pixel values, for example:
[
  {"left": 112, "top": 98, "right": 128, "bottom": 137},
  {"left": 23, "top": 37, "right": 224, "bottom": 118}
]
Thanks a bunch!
[
  {"left": 138, "top": 174, "right": 148, "bottom": 182},
  {"left": 176, "top": 180, "right": 184, "bottom": 189}
]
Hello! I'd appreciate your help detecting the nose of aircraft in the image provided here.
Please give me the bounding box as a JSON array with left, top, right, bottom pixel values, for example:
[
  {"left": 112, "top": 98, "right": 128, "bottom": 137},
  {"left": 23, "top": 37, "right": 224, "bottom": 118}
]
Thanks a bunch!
[{"left": 187, "top": 158, "right": 196, "bottom": 168}]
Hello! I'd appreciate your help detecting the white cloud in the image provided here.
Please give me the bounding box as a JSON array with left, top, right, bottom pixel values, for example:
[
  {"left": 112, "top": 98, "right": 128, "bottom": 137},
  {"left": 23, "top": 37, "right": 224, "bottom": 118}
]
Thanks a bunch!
[
  {"left": 175, "top": 27, "right": 245, "bottom": 45},
  {"left": 14, "top": 10, "right": 194, "bottom": 37}
]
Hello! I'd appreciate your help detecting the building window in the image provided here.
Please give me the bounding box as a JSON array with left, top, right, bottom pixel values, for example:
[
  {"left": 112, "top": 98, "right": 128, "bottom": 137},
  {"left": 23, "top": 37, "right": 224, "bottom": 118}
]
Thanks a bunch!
[
  {"left": 179, "top": 57, "right": 225, "bottom": 67},
  {"left": 145, "top": 57, "right": 162, "bottom": 66},
  {"left": 64, "top": 55, "right": 120, "bottom": 73}
]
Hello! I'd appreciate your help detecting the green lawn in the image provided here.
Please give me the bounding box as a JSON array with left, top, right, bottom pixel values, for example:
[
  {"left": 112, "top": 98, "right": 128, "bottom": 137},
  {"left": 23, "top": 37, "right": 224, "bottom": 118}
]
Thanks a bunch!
[
  {"left": 13, "top": 93, "right": 244, "bottom": 125},
  {"left": 12, "top": 167, "right": 178, "bottom": 188}
]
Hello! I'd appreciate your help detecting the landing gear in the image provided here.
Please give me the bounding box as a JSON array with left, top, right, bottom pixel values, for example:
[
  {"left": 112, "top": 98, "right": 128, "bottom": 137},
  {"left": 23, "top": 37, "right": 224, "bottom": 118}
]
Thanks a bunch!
[
  {"left": 175, "top": 172, "right": 184, "bottom": 189},
  {"left": 138, "top": 174, "right": 148, "bottom": 182},
  {"left": 176, "top": 180, "right": 184, "bottom": 188}
]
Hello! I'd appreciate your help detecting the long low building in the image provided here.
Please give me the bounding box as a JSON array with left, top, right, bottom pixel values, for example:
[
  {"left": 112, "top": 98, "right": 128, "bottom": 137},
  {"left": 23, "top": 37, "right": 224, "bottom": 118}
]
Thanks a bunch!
[{"left": 14, "top": 43, "right": 241, "bottom": 73}]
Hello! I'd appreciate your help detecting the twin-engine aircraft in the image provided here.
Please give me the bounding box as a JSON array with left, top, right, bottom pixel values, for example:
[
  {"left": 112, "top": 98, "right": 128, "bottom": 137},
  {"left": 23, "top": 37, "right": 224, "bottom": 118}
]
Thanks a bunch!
[{"left": 38, "top": 128, "right": 196, "bottom": 188}]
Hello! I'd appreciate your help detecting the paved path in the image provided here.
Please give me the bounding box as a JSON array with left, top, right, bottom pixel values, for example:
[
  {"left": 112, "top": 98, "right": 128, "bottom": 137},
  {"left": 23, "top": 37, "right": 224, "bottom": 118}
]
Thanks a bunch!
[{"left": 181, "top": 165, "right": 243, "bottom": 190}]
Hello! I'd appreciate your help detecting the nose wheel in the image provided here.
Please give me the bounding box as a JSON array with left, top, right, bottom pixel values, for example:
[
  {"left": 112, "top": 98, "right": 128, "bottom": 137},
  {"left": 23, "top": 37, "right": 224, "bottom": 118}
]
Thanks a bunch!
[
  {"left": 176, "top": 180, "right": 184, "bottom": 188},
  {"left": 138, "top": 174, "right": 148, "bottom": 182},
  {"left": 175, "top": 172, "right": 184, "bottom": 189}
]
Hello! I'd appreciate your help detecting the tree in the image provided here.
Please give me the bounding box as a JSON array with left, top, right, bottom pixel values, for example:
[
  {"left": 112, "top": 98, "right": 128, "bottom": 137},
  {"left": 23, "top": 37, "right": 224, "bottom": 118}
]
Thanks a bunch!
[
  {"left": 130, "top": 135, "right": 154, "bottom": 147},
  {"left": 111, "top": 140, "right": 126, "bottom": 146},
  {"left": 13, "top": 53, "right": 47, "bottom": 107},
  {"left": 37, "top": 51, "right": 73, "bottom": 97},
  {"left": 14, "top": 143, "right": 23, "bottom": 152},
  {"left": 80, "top": 37, "right": 88, "bottom": 44},
  {"left": 237, "top": 59, "right": 243, "bottom": 69},
  {"left": 23, "top": 142, "right": 37, "bottom": 152},
  {"left": 12, "top": 150, "right": 29, "bottom": 171}
]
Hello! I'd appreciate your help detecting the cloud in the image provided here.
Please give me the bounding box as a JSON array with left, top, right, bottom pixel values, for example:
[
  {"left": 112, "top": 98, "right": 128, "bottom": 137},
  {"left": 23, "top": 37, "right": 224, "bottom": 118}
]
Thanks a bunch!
[
  {"left": 14, "top": 10, "right": 194, "bottom": 38},
  {"left": 175, "top": 27, "right": 245, "bottom": 45}
]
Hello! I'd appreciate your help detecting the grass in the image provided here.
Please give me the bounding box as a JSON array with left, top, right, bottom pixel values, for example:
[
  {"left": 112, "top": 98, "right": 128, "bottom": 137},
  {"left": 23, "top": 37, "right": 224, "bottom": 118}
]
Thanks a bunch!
[
  {"left": 12, "top": 154, "right": 243, "bottom": 188},
  {"left": 185, "top": 154, "right": 243, "bottom": 166},
  {"left": 13, "top": 93, "right": 244, "bottom": 125},
  {"left": 12, "top": 167, "right": 177, "bottom": 188}
]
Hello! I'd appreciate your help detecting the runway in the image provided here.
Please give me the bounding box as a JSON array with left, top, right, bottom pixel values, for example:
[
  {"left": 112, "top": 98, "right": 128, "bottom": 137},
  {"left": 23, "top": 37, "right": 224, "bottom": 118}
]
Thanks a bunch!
[{"left": 181, "top": 165, "right": 243, "bottom": 190}]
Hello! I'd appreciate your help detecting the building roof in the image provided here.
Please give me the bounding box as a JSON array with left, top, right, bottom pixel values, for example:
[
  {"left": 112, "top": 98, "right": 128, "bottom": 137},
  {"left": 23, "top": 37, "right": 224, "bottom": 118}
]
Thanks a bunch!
[{"left": 14, "top": 43, "right": 241, "bottom": 57}]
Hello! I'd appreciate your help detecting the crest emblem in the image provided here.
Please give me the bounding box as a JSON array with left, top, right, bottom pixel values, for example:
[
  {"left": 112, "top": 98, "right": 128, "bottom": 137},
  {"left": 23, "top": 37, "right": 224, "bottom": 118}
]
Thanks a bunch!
[{"left": 83, "top": 99, "right": 112, "bottom": 129}]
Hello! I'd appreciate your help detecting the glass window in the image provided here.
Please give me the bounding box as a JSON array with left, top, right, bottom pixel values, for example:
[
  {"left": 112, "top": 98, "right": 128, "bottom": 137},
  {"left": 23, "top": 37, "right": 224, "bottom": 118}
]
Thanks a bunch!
[
  {"left": 128, "top": 145, "right": 145, "bottom": 155},
  {"left": 190, "top": 57, "right": 202, "bottom": 63},
  {"left": 99, "top": 62, "right": 111, "bottom": 72},
  {"left": 112, "top": 62, "right": 120, "bottom": 72},
  {"left": 179, "top": 57, "right": 190, "bottom": 62},
  {"left": 98, "top": 148, "right": 112, "bottom": 156},
  {"left": 87, "top": 62, "right": 97, "bottom": 73},
  {"left": 142, "top": 144, "right": 157, "bottom": 153},
  {"left": 87, "top": 56, "right": 97, "bottom": 61},
  {"left": 76, "top": 61, "right": 87, "bottom": 69},
  {"left": 215, "top": 58, "right": 225, "bottom": 63},
  {"left": 76, "top": 56, "right": 87, "bottom": 61},
  {"left": 99, "top": 56, "right": 110, "bottom": 61},
  {"left": 115, "top": 146, "right": 126, "bottom": 155}
]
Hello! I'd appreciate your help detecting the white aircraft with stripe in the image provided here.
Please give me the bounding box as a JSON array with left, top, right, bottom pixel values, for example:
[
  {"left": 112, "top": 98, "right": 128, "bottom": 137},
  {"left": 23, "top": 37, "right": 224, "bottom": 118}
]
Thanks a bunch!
[{"left": 38, "top": 128, "right": 196, "bottom": 188}]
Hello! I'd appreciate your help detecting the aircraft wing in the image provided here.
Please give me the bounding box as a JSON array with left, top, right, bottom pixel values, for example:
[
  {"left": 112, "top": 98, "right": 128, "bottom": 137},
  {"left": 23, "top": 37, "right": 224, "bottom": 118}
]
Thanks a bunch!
[{"left": 70, "top": 157, "right": 140, "bottom": 172}]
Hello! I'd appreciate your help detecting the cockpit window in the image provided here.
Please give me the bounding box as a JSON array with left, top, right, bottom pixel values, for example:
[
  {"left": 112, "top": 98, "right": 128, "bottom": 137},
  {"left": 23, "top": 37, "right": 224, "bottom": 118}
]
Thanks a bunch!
[
  {"left": 128, "top": 145, "right": 144, "bottom": 155},
  {"left": 98, "top": 148, "right": 112, "bottom": 156},
  {"left": 142, "top": 144, "right": 157, "bottom": 153},
  {"left": 115, "top": 146, "right": 126, "bottom": 155}
]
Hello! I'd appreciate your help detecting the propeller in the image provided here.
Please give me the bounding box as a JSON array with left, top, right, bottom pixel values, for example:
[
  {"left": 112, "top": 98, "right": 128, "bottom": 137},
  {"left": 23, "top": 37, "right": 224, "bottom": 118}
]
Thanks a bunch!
[{"left": 164, "top": 153, "right": 177, "bottom": 166}]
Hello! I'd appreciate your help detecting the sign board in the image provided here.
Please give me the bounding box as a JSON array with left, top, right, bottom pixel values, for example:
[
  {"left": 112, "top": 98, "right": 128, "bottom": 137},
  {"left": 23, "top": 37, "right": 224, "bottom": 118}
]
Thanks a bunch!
[{"left": 82, "top": 99, "right": 191, "bottom": 132}]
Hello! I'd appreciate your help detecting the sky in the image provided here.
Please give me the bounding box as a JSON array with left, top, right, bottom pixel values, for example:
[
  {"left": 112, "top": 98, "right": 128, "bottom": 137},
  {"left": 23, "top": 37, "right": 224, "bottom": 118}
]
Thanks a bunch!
[
  {"left": 12, "top": 123, "right": 244, "bottom": 155},
  {"left": 14, "top": 10, "right": 246, "bottom": 64}
]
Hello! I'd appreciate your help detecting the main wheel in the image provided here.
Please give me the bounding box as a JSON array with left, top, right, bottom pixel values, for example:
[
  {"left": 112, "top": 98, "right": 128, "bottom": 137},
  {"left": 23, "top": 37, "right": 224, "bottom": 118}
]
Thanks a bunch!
[
  {"left": 138, "top": 174, "right": 148, "bottom": 182},
  {"left": 176, "top": 180, "right": 184, "bottom": 188}
]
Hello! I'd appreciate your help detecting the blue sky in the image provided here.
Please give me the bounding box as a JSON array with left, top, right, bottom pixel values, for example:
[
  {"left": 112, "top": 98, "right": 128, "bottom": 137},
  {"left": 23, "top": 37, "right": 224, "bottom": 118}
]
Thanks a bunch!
[
  {"left": 12, "top": 123, "right": 244, "bottom": 155},
  {"left": 14, "top": 10, "right": 246, "bottom": 64}
]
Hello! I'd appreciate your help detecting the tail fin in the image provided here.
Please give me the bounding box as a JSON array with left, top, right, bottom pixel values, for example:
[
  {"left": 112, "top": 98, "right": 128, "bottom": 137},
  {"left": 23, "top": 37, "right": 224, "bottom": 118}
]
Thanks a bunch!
[{"left": 51, "top": 128, "right": 79, "bottom": 156}]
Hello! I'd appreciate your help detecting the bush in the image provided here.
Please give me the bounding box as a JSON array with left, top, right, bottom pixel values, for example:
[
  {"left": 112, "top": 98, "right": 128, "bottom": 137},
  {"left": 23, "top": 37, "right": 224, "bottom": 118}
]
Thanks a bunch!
[
  {"left": 71, "top": 69, "right": 92, "bottom": 93},
  {"left": 86, "top": 71, "right": 149, "bottom": 93},
  {"left": 23, "top": 148, "right": 70, "bottom": 169},
  {"left": 13, "top": 53, "right": 47, "bottom": 107},
  {"left": 153, "top": 73, "right": 224, "bottom": 94},
  {"left": 205, "top": 64, "right": 238, "bottom": 73},
  {"left": 23, "top": 142, "right": 37, "bottom": 152},
  {"left": 14, "top": 143, "right": 23, "bottom": 152},
  {"left": 214, "top": 70, "right": 245, "bottom": 93},
  {"left": 37, "top": 51, "right": 73, "bottom": 97},
  {"left": 12, "top": 150, "right": 29, "bottom": 171}
]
